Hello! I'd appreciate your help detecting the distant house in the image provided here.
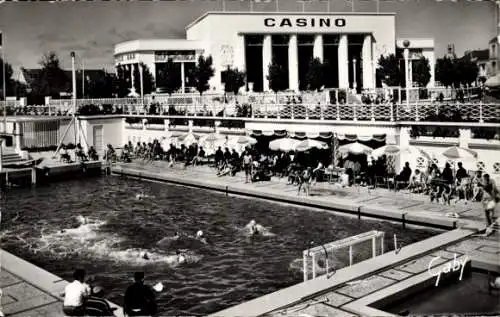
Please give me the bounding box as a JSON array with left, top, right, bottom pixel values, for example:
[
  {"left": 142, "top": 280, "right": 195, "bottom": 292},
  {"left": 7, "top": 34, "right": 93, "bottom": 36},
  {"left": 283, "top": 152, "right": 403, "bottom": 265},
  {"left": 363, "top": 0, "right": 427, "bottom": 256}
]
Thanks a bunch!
[
  {"left": 464, "top": 49, "right": 490, "bottom": 80},
  {"left": 488, "top": 36, "right": 500, "bottom": 77},
  {"left": 18, "top": 67, "right": 109, "bottom": 98}
]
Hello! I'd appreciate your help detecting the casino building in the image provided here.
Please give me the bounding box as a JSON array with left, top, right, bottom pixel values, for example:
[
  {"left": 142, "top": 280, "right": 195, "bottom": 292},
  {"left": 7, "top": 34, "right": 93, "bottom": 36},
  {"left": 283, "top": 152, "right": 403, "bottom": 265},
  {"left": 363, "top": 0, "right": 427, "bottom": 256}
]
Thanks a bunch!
[{"left": 114, "top": 12, "right": 435, "bottom": 93}]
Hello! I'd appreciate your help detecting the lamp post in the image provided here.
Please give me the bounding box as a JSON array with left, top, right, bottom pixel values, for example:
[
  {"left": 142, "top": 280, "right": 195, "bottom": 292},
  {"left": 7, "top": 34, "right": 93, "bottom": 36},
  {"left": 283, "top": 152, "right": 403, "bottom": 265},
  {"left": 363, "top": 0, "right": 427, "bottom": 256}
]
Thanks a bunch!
[{"left": 403, "top": 40, "right": 410, "bottom": 110}]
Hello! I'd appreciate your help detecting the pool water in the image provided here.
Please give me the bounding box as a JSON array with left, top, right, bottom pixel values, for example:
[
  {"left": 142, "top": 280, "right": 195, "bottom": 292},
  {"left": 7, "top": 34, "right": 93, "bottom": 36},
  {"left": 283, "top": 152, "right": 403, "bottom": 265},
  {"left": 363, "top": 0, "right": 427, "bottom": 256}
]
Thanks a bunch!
[{"left": 0, "top": 176, "right": 436, "bottom": 316}]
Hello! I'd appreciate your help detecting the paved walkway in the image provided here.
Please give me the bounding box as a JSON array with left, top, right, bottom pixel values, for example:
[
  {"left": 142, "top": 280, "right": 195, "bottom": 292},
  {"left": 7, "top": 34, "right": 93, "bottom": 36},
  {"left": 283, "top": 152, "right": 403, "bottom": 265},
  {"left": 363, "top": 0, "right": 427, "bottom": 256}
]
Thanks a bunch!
[
  {"left": 0, "top": 249, "right": 124, "bottom": 317},
  {"left": 113, "top": 161, "right": 488, "bottom": 231}
]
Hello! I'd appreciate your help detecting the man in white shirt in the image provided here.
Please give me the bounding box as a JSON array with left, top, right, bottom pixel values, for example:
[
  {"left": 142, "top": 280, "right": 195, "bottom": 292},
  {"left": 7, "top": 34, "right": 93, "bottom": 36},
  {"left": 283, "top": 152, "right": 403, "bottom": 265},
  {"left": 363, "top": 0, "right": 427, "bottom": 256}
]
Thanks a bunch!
[{"left": 63, "top": 269, "right": 91, "bottom": 316}]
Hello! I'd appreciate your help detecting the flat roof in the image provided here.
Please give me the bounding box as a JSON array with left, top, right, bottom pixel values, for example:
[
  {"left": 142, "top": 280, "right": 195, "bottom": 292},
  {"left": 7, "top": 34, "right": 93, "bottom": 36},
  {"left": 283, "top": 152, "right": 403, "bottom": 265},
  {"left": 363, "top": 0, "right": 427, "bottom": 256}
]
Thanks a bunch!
[
  {"left": 114, "top": 39, "right": 204, "bottom": 55},
  {"left": 186, "top": 11, "right": 397, "bottom": 30}
]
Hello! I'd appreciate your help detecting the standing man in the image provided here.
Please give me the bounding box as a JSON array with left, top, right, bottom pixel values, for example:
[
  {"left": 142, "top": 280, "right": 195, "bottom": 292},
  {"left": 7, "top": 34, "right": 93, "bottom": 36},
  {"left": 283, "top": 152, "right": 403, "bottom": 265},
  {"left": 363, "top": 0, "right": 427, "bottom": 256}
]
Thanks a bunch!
[
  {"left": 123, "top": 272, "right": 157, "bottom": 316},
  {"left": 63, "top": 269, "right": 91, "bottom": 316}
]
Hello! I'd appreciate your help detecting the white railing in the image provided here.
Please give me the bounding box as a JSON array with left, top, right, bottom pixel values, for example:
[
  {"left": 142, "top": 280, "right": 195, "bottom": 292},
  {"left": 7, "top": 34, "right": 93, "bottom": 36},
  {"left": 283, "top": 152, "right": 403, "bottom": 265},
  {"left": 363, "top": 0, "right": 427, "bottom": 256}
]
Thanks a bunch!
[
  {"left": 303, "top": 231, "right": 385, "bottom": 281},
  {"left": 2, "top": 102, "right": 499, "bottom": 123}
]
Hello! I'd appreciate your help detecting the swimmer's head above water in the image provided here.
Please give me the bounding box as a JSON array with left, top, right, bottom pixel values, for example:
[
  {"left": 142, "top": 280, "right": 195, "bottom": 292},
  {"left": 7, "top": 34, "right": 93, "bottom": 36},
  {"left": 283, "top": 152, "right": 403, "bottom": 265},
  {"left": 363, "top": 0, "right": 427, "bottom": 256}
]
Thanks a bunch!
[{"left": 196, "top": 230, "right": 203, "bottom": 238}]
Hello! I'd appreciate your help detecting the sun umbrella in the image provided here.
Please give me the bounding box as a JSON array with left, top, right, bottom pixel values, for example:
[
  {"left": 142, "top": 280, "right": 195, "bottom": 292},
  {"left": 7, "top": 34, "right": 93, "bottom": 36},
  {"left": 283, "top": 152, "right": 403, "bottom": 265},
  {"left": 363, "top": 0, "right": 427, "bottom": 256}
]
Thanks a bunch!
[
  {"left": 371, "top": 144, "right": 401, "bottom": 158},
  {"left": 442, "top": 146, "right": 477, "bottom": 160},
  {"left": 269, "top": 138, "right": 301, "bottom": 152},
  {"left": 199, "top": 133, "right": 227, "bottom": 156},
  {"left": 338, "top": 142, "right": 373, "bottom": 156},
  {"left": 295, "top": 139, "right": 328, "bottom": 152},
  {"left": 485, "top": 74, "right": 500, "bottom": 88},
  {"left": 228, "top": 135, "right": 257, "bottom": 154},
  {"left": 175, "top": 132, "right": 199, "bottom": 147}
]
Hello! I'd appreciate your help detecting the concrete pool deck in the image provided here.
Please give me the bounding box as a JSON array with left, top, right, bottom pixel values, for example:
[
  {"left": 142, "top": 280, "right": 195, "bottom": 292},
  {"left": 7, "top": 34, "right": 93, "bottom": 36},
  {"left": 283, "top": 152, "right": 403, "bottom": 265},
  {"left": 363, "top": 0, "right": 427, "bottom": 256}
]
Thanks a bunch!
[
  {"left": 0, "top": 249, "right": 124, "bottom": 317},
  {"left": 112, "top": 161, "right": 489, "bottom": 231}
]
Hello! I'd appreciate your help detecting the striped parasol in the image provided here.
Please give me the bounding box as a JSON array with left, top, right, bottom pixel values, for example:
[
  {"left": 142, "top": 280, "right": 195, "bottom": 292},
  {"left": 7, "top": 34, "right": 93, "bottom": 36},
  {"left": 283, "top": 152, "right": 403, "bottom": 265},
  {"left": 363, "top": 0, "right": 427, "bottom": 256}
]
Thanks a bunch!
[
  {"left": 295, "top": 139, "right": 328, "bottom": 152},
  {"left": 442, "top": 146, "right": 477, "bottom": 160},
  {"left": 269, "top": 138, "right": 301, "bottom": 152},
  {"left": 338, "top": 142, "right": 373, "bottom": 156}
]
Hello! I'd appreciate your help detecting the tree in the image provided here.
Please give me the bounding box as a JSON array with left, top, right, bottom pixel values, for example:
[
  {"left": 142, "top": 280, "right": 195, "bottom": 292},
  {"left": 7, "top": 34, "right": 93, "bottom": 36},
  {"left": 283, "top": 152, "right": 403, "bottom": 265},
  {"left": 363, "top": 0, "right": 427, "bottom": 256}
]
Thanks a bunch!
[
  {"left": 456, "top": 57, "right": 478, "bottom": 86},
  {"left": 0, "top": 58, "right": 26, "bottom": 98},
  {"left": 267, "top": 58, "right": 288, "bottom": 93},
  {"left": 223, "top": 66, "right": 245, "bottom": 95},
  {"left": 377, "top": 54, "right": 402, "bottom": 87},
  {"left": 156, "top": 59, "right": 181, "bottom": 95},
  {"left": 114, "top": 65, "right": 131, "bottom": 98},
  {"left": 133, "top": 62, "right": 155, "bottom": 95},
  {"left": 35, "top": 52, "right": 70, "bottom": 98},
  {"left": 192, "top": 55, "right": 214, "bottom": 95},
  {"left": 435, "top": 57, "right": 456, "bottom": 88},
  {"left": 86, "top": 71, "right": 116, "bottom": 98},
  {"left": 305, "top": 58, "right": 325, "bottom": 91},
  {"left": 412, "top": 56, "right": 431, "bottom": 88}
]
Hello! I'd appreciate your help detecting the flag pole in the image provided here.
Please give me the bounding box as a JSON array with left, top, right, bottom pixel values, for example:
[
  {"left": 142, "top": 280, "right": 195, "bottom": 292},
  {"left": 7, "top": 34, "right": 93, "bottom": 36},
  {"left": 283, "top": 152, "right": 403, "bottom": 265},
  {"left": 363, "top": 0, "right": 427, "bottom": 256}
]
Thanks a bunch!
[{"left": 2, "top": 32, "right": 7, "bottom": 134}]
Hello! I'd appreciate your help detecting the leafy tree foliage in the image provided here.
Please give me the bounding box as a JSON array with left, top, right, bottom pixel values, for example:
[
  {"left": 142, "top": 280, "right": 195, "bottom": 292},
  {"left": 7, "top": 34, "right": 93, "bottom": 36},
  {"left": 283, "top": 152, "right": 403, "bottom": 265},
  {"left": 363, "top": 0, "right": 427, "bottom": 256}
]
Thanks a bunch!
[
  {"left": 114, "top": 65, "right": 131, "bottom": 98},
  {"left": 305, "top": 58, "right": 325, "bottom": 91},
  {"left": 267, "top": 58, "right": 288, "bottom": 93},
  {"left": 435, "top": 57, "right": 456, "bottom": 87},
  {"left": 192, "top": 55, "right": 214, "bottom": 95},
  {"left": 133, "top": 62, "right": 155, "bottom": 95},
  {"left": 377, "top": 54, "right": 402, "bottom": 87},
  {"left": 456, "top": 57, "right": 478, "bottom": 86},
  {"left": 85, "top": 71, "right": 116, "bottom": 98},
  {"left": 223, "top": 66, "right": 246, "bottom": 95},
  {"left": 412, "top": 56, "right": 431, "bottom": 88},
  {"left": 32, "top": 52, "right": 69, "bottom": 99},
  {"left": 0, "top": 58, "right": 27, "bottom": 98},
  {"left": 156, "top": 59, "right": 181, "bottom": 95}
]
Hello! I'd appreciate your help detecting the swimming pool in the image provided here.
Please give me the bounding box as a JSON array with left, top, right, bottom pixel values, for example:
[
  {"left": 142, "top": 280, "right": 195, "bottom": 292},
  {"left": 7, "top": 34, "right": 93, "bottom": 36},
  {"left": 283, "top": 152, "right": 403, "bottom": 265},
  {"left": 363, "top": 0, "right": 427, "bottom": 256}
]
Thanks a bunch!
[{"left": 0, "top": 176, "right": 436, "bottom": 315}]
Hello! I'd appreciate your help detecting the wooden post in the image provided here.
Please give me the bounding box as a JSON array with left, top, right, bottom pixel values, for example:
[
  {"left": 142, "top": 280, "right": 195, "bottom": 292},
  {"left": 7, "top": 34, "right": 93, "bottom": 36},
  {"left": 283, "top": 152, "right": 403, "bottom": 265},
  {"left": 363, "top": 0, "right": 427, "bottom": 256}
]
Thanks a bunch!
[
  {"left": 349, "top": 245, "right": 353, "bottom": 266},
  {"left": 372, "top": 236, "right": 376, "bottom": 258},
  {"left": 381, "top": 232, "right": 385, "bottom": 254},
  {"left": 312, "top": 253, "right": 316, "bottom": 279},
  {"left": 31, "top": 167, "right": 36, "bottom": 186},
  {"left": 303, "top": 251, "right": 307, "bottom": 282}
]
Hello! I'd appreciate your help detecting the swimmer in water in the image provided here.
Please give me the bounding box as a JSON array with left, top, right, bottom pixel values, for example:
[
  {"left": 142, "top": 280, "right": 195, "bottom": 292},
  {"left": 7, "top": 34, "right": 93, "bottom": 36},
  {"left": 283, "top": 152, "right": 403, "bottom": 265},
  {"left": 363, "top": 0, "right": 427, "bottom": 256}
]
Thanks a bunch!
[
  {"left": 173, "top": 231, "right": 180, "bottom": 239},
  {"left": 176, "top": 250, "right": 186, "bottom": 264},
  {"left": 142, "top": 253, "right": 149, "bottom": 260},
  {"left": 249, "top": 220, "right": 260, "bottom": 236},
  {"left": 195, "top": 230, "right": 207, "bottom": 244}
]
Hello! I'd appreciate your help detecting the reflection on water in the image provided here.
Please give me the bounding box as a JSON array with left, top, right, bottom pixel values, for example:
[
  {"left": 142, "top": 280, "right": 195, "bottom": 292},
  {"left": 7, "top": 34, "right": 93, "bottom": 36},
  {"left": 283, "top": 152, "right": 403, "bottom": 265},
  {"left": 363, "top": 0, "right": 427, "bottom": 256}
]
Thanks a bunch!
[{"left": 0, "top": 176, "right": 435, "bottom": 316}]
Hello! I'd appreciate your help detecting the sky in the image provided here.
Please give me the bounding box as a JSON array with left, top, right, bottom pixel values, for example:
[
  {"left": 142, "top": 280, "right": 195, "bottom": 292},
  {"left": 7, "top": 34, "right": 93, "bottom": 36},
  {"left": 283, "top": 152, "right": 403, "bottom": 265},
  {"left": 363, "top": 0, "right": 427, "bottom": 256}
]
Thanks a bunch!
[{"left": 0, "top": 0, "right": 496, "bottom": 73}]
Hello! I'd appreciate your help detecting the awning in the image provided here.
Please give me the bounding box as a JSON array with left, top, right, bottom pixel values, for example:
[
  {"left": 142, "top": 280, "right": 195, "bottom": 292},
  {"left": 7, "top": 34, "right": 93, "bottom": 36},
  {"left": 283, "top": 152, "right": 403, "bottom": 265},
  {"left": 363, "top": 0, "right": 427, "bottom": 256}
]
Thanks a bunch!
[{"left": 337, "top": 134, "right": 386, "bottom": 142}]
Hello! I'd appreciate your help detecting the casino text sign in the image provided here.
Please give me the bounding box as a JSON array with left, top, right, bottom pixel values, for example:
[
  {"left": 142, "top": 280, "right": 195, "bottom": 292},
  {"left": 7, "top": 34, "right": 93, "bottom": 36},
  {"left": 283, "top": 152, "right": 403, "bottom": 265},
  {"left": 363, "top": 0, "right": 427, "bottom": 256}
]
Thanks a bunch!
[{"left": 264, "top": 17, "right": 346, "bottom": 28}]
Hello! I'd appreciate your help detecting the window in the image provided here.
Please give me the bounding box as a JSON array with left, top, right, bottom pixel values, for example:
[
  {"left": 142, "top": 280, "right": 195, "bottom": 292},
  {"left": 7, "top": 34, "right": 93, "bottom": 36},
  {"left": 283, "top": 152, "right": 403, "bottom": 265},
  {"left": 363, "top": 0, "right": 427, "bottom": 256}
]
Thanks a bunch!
[
  {"left": 416, "top": 157, "right": 426, "bottom": 169},
  {"left": 477, "top": 161, "right": 486, "bottom": 171},
  {"left": 493, "top": 163, "right": 500, "bottom": 174}
]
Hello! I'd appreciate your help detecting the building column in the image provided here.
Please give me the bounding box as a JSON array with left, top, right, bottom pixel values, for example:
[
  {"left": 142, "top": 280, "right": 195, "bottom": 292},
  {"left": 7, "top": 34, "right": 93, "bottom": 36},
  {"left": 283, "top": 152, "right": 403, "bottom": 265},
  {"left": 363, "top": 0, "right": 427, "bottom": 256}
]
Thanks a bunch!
[
  {"left": 288, "top": 34, "right": 299, "bottom": 92},
  {"left": 130, "top": 64, "right": 135, "bottom": 92},
  {"left": 262, "top": 35, "right": 272, "bottom": 92},
  {"left": 338, "top": 34, "right": 349, "bottom": 89},
  {"left": 181, "top": 62, "right": 186, "bottom": 93},
  {"left": 429, "top": 59, "right": 435, "bottom": 87},
  {"left": 313, "top": 35, "right": 324, "bottom": 62},
  {"left": 235, "top": 34, "right": 246, "bottom": 71},
  {"left": 362, "top": 35, "right": 374, "bottom": 89}
]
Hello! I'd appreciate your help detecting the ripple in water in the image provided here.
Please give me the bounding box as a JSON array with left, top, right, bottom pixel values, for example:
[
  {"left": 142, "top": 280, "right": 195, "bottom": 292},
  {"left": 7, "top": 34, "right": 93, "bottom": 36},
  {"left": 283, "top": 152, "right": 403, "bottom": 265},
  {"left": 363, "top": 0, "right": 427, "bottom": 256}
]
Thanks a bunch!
[{"left": 0, "top": 176, "right": 436, "bottom": 316}]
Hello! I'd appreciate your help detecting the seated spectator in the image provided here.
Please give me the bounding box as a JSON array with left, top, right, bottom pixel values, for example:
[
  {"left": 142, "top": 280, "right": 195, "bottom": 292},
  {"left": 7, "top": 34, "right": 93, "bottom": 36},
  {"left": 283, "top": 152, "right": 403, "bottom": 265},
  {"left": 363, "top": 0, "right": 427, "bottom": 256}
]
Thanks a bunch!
[
  {"left": 408, "top": 169, "right": 425, "bottom": 193},
  {"left": 394, "top": 162, "right": 412, "bottom": 190},
  {"left": 84, "top": 286, "right": 116, "bottom": 316},
  {"left": 63, "top": 269, "right": 91, "bottom": 316},
  {"left": 123, "top": 272, "right": 157, "bottom": 317},
  {"left": 75, "top": 143, "right": 88, "bottom": 162},
  {"left": 87, "top": 146, "right": 98, "bottom": 161},
  {"left": 60, "top": 147, "right": 72, "bottom": 163}
]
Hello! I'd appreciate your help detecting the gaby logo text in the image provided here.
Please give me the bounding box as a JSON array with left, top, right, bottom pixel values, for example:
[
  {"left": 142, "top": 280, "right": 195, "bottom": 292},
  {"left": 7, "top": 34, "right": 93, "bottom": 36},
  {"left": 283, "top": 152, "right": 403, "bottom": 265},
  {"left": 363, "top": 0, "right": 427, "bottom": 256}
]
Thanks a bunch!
[
  {"left": 264, "top": 17, "right": 346, "bottom": 28},
  {"left": 428, "top": 254, "right": 468, "bottom": 287}
]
